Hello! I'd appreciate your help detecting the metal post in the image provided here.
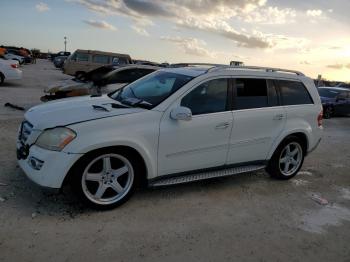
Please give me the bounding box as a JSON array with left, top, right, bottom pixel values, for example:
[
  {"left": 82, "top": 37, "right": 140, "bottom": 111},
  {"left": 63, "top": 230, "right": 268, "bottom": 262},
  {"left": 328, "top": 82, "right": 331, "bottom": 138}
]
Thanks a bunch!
[{"left": 64, "top": 36, "right": 67, "bottom": 52}]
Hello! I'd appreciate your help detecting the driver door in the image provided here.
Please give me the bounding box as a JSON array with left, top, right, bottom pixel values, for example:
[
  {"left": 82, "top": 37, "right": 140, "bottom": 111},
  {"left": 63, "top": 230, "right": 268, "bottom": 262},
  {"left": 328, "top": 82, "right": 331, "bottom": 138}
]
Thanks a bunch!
[{"left": 157, "top": 78, "right": 233, "bottom": 176}]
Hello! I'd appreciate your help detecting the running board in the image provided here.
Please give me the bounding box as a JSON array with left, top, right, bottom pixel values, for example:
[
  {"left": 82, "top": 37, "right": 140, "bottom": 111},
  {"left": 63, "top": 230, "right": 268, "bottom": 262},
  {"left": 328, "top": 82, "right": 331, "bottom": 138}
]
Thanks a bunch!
[{"left": 149, "top": 165, "right": 265, "bottom": 187}]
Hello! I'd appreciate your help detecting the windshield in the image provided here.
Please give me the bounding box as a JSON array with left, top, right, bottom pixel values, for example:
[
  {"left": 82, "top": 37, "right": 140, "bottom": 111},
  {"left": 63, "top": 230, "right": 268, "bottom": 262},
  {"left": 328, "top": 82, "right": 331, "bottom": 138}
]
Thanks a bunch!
[
  {"left": 318, "top": 88, "right": 339, "bottom": 98},
  {"left": 110, "top": 71, "right": 194, "bottom": 108}
]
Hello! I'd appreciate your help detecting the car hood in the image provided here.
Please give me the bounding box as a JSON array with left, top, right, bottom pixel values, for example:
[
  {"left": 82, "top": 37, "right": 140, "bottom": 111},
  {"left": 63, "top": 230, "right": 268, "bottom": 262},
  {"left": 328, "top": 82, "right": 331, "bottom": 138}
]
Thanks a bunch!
[{"left": 25, "top": 95, "right": 145, "bottom": 130}]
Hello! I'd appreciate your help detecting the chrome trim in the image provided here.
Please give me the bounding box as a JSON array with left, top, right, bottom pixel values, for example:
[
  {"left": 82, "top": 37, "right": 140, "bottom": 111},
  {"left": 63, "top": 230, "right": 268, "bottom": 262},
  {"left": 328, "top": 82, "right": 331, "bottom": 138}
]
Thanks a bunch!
[{"left": 166, "top": 144, "right": 229, "bottom": 158}]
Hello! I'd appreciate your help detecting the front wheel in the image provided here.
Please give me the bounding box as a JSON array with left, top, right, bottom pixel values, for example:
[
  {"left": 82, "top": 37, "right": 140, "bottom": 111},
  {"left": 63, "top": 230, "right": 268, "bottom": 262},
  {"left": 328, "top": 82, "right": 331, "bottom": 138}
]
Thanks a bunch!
[
  {"left": 71, "top": 151, "right": 137, "bottom": 209},
  {"left": 267, "top": 136, "right": 305, "bottom": 180}
]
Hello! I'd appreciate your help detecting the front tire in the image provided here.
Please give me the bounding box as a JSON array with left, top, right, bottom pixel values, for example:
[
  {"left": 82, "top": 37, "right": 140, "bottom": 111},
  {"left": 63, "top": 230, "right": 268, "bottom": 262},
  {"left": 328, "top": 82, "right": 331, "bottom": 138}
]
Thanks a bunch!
[
  {"left": 71, "top": 150, "right": 138, "bottom": 209},
  {"left": 266, "top": 136, "right": 305, "bottom": 180}
]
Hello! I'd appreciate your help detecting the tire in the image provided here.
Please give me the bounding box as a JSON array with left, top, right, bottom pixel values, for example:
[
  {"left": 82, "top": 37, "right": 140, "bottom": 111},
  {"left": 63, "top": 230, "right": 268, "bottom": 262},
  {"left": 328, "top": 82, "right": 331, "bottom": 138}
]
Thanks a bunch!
[
  {"left": 0, "top": 73, "right": 4, "bottom": 85},
  {"left": 70, "top": 149, "right": 140, "bottom": 209},
  {"left": 266, "top": 136, "right": 305, "bottom": 180},
  {"left": 323, "top": 106, "right": 333, "bottom": 119}
]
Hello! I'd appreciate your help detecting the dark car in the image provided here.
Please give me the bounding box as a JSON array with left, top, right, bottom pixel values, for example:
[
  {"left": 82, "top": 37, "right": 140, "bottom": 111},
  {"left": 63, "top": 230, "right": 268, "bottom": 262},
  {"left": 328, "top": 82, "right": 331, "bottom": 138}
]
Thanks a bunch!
[
  {"left": 317, "top": 87, "right": 350, "bottom": 118},
  {"left": 50, "top": 51, "right": 71, "bottom": 61},
  {"left": 53, "top": 56, "right": 68, "bottom": 68}
]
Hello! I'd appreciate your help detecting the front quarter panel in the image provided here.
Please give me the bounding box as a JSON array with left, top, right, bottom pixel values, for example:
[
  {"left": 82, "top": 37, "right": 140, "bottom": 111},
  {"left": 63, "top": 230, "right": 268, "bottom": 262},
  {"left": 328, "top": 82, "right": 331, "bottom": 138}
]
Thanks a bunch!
[{"left": 64, "top": 110, "right": 162, "bottom": 179}]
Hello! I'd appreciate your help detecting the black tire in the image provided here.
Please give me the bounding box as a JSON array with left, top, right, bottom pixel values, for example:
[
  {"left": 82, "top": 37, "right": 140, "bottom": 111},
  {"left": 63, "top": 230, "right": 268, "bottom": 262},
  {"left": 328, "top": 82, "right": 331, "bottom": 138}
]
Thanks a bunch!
[
  {"left": 323, "top": 106, "right": 333, "bottom": 119},
  {"left": 70, "top": 148, "right": 142, "bottom": 209},
  {"left": 266, "top": 136, "right": 305, "bottom": 180},
  {"left": 0, "top": 73, "right": 4, "bottom": 85}
]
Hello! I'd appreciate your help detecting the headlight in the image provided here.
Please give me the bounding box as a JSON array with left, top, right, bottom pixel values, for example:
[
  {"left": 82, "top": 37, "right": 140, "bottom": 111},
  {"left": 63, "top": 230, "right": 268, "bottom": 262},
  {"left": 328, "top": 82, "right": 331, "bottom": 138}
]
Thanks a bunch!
[{"left": 35, "top": 127, "right": 76, "bottom": 151}]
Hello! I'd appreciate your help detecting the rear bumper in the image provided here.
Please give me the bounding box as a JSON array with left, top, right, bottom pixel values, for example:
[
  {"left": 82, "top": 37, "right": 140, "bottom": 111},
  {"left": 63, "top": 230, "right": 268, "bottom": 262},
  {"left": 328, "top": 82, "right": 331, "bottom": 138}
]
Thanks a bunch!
[
  {"left": 5, "top": 69, "right": 22, "bottom": 80},
  {"left": 307, "top": 137, "right": 321, "bottom": 154}
]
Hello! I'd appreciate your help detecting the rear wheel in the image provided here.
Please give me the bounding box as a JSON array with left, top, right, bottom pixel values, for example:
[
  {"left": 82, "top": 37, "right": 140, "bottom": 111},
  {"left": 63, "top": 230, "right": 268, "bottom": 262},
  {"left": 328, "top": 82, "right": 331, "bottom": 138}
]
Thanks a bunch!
[
  {"left": 71, "top": 150, "right": 138, "bottom": 209},
  {"left": 323, "top": 106, "right": 333, "bottom": 119},
  {"left": 267, "top": 136, "right": 305, "bottom": 179}
]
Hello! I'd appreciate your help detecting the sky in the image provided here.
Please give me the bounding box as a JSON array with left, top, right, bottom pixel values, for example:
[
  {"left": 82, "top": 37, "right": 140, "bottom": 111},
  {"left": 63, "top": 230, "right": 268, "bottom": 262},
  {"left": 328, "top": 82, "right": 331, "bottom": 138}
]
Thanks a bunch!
[{"left": 1, "top": 0, "right": 349, "bottom": 81}]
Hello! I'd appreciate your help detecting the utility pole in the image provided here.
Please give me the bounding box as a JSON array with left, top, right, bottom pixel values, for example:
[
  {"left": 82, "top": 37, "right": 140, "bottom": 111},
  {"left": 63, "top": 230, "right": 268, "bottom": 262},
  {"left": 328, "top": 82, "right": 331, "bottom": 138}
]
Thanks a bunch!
[{"left": 64, "top": 36, "right": 67, "bottom": 52}]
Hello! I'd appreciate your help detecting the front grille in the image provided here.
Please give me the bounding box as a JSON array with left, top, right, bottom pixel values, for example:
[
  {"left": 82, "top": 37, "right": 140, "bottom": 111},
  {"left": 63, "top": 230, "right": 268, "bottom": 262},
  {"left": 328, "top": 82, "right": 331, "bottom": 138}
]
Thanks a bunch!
[{"left": 19, "top": 121, "right": 33, "bottom": 144}]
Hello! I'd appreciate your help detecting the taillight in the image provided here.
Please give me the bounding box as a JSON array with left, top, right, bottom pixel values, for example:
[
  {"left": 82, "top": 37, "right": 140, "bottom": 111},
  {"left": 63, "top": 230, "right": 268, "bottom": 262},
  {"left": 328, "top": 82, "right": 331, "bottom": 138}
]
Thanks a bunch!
[
  {"left": 11, "top": 64, "right": 18, "bottom": 69},
  {"left": 317, "top": 110, "right": 323, "bottom": 127}
]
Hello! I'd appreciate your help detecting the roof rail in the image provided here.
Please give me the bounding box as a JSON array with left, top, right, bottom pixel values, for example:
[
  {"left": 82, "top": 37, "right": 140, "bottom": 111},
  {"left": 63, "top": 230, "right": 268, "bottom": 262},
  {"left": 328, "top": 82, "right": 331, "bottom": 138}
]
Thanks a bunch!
[
  {"left": 170, "top": 63, "right": 226, "bottom": 68},
  {"left": 207, "top": 65, "right": 305, "bottom": 76}
]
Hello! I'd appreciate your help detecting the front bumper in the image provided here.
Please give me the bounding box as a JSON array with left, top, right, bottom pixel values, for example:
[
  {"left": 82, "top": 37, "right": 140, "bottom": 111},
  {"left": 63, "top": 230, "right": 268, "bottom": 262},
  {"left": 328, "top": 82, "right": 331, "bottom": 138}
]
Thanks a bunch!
[{"left": 17, "top": 143, "right": 82, "bottom": 188}]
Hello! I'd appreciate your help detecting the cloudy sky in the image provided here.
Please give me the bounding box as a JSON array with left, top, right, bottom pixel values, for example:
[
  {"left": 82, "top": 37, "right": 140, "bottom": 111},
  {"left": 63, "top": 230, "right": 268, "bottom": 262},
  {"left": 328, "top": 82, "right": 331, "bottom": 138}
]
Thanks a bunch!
[{"left": 1, "top": 0, "right": 350, "bottom": 81}]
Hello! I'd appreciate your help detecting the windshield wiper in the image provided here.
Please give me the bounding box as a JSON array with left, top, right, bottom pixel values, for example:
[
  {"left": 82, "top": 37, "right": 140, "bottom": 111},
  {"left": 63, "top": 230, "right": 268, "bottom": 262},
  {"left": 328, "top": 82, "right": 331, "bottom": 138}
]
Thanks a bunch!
[{"left": 121, "top": 98, "right": 153, "bottom": 109}]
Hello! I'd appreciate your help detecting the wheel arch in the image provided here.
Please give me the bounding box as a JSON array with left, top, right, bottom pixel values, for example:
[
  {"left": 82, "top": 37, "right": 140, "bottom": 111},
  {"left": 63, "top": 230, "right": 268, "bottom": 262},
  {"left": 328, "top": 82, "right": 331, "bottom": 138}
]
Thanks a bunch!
[
  {"left": 62, "top": 145, "right": 148, "bottom": 188},
  {"left": 267, "top": 131, "right": 309, "bottom": 159}
]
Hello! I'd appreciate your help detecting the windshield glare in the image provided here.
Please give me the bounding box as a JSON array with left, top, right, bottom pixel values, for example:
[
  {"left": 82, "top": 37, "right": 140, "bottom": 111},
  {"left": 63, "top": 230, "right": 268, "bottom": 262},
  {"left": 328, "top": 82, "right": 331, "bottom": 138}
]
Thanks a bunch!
[
  {"left": 318, "top": 88, "right": 339, "bottom": 98},
  {"left": 110, "top": 71, "right": 194, "bottom": 108}
]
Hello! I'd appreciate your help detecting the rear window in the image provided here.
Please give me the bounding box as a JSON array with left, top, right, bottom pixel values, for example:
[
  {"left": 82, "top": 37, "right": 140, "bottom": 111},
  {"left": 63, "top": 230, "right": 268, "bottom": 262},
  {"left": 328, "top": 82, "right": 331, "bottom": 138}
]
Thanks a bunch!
[
  {"left": 235, "top": 78, "right": 268, "bottom": 110},
  {"left": 276, "top": 80, "right": 313, "bottom": 105},
  {"left": 317, "top": 88, "right": 340, "bottom": 98}
]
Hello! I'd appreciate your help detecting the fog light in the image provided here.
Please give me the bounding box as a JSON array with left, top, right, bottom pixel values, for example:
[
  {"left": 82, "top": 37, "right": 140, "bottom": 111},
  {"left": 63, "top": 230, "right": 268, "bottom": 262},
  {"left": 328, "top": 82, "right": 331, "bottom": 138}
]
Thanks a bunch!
[{"left": 28, "top": 157, "right": 44, "bottom": 170}]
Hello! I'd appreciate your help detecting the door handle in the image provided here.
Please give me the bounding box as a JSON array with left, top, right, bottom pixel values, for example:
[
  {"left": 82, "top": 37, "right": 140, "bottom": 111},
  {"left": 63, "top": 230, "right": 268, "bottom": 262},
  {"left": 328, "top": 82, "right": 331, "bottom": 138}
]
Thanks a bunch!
[
  {"left": 273, "top": 114, "right": 284, "bottom": 120},
  {"left": 215, "top": 122, "right": 230, "bottom": 129}
]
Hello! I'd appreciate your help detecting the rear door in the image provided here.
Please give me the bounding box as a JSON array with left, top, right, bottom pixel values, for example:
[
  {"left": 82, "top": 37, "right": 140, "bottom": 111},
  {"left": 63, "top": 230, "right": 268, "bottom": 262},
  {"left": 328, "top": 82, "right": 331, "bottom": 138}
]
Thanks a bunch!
[{"left": 226, "top": 78, "right": 286, "bottom": 164}]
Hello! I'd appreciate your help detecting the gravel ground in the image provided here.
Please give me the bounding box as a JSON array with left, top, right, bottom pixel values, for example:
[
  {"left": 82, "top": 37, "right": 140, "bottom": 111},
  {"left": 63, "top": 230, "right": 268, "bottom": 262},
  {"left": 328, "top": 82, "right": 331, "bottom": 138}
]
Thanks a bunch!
[{"left": 0, "top": 60, "right": 350, "bottom": 262}]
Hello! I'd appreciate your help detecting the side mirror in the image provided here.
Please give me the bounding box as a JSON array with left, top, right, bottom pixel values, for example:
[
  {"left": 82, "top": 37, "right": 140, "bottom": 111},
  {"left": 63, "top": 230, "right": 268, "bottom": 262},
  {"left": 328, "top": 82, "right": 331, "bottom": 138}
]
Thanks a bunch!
[{"left": 170, "top": 106, "right": 192, "bottom": 121}]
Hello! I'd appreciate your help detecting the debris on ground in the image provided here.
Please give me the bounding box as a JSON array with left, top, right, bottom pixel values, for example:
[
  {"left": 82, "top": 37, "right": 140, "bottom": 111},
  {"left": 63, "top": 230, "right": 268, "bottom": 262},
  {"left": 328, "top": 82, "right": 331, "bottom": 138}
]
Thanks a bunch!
[
  {"left": 292, "top": 179, "right": 309, "bottom": 186},
  {"left": 311, "top": 194, "right": 329, "bottom": 205},
  {"left": 298, "top": 171, "right": 313, "bottom": 176},
  {"left": 0, "top": 196, "right": 6, "bottom": 202},
  {"left": 4, "top": 102, "right": 25, "bottom": 111},
  {"left": 31, "top": 212, "right": 37, "bottom": 219},
  {"left": 0, "top": 182, "right": 8, "bottom": 186}
]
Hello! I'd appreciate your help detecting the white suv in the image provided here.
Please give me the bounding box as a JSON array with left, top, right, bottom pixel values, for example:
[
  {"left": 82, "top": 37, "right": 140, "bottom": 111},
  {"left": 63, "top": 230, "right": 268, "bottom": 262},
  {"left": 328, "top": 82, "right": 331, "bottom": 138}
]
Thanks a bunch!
[{"left": 17, "top": 65, "right": 323, "bottom": 208}]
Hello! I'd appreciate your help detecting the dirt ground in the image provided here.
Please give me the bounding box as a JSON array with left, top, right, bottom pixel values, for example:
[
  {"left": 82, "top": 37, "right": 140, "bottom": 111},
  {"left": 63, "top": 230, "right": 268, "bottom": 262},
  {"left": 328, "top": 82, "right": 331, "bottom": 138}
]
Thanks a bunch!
[{"left": 0, "top": 60, "right": 350, "bottom": 262}]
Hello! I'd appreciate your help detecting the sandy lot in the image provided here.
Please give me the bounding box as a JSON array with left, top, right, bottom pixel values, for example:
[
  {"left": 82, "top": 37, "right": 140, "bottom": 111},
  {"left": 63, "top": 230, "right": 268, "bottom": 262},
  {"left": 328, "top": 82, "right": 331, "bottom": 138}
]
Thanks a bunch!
[{"left": 0, "top": 60, "right": 350, "bottom": 262}]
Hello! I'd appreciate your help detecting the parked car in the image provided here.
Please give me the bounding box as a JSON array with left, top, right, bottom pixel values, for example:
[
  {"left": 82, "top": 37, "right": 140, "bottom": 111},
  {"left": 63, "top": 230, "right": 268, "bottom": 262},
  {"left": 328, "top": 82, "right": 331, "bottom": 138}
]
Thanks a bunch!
[
  {"left": 42, "top": 65, "right": 160, "bottom": 101},
  {"left": 317, "top": 86, "right": 350, "bottom": 118},
  {"left": 53, "top": 56, "right": 68, "bottom": 68},
  {"left": 4, "top": 52, "right": 24, "bottom": 65},
  {"left": 0, "top": 58, "right": 22, "bottom": 84},
  {"left": 16, "top": 65, "right": 323, "bottom": 209},
  {"left": 4, "top": 49, "right": 32, "bottom": 64},
  {"left": 50, "top": 51, "right": 71, "bottom": 61},
  {"left": 63, "top": 49, "right": 132, "bottom": 78}
]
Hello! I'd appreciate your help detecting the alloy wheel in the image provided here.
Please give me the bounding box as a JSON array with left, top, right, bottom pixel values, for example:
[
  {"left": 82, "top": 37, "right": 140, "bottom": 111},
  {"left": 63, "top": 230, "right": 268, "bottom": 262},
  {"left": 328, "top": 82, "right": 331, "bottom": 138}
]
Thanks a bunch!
[{"left": 81, "top": 154, "right": 134, "bottom": 205}]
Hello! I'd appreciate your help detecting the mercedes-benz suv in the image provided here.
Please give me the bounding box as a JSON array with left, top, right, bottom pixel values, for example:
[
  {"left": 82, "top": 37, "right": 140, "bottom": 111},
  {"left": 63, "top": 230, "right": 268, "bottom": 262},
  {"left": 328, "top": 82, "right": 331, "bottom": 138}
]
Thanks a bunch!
[{"left": 17, "top": 65, "right": 323, "bottom": 209}]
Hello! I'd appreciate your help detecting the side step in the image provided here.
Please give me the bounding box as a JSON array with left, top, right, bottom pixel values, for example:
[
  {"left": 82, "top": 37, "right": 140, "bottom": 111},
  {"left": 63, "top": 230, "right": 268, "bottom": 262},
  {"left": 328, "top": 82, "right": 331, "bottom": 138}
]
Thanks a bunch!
[{"left": 149, "top": 165, "right": 265, "bottom": 187}]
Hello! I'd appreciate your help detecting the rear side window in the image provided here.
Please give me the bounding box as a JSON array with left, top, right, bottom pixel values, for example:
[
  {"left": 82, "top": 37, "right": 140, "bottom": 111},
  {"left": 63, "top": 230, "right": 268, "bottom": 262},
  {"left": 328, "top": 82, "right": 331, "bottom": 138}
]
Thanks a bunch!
[
  {"left": 76, "top": 52, "right": 89, "bottom": 62},
  {"left": 276, "top": 80, "right": 313, "bottom": 105},
  {"left": 235, "top": 78, "right": 268, "bottom": 110},
  {"left": 93, "top": 55, "right": 109, "bottom": 64}
]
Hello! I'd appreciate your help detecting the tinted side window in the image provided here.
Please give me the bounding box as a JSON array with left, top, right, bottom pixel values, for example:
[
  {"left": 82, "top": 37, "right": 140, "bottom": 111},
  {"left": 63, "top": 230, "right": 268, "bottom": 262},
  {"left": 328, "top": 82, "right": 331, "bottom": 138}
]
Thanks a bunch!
[
  {"left": 76, "top": 52, "right": 89, "bottom": 62},
  {"left": 235, "top": 78, "right": 268, "bottom": 110},
  {"left": 277, "top": 80, "right": 313, "bottom": 105},
  {"left": 181, "top": 79, "right": 228, "bottom": 115},
  {"left": 268, "top": 80, "right": 279, "bottom": 107},
  {"left": 93, "top": 55, "right": 109, "bottom": 64}
]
